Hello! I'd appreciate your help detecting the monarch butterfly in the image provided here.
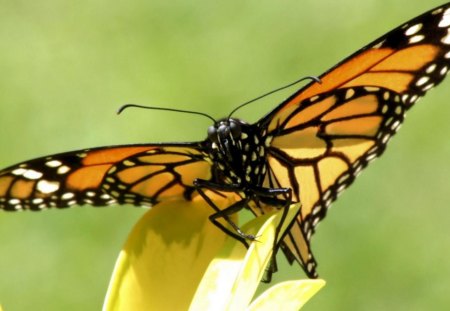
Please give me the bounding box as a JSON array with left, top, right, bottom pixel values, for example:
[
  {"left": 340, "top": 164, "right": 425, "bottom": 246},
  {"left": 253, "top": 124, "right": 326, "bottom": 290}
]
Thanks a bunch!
[{"left": 1, "top": 2, "right": 450, "bottom": 279}]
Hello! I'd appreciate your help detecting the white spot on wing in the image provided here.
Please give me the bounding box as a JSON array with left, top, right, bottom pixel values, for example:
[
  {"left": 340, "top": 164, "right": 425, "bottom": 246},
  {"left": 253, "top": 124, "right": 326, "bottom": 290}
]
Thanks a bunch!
[
  {"left": 364, "top": 86, "right": 379, "bottom": 92},
  {"left": 37, "top": 180, "right": 60, "bottom": 194},
  {"left": 23, "top": 170, "right": 42, "bottom": 179},
  {"left": 62, "top": 192, "right": 75, "bottom": 200},
  {"left": 409, "top": 35, "right": 424, "bottom": 44},
  {"left": 86, "top": 191, "right": 96, "bottom": 197},
  {"left": 57, "top": 165, "right": 71, "bottom": 175},
  {"left": 381, "top": 134, "right": 391, "bottom": 144},
  {"left": 12, "top": 168, "right": 26, "bottom": 176},
  {"left": 322, "top": 190, "right": 331, "bottom": 201},
  {"left": 23, "top": 170, "right": 43, "bottom": 180},
  {"left": 46, "top": 160, "right": 62, "bottom": 167},
  {"left": 439, "top": 8, "right": 450, "bottom": 27},
  {"left": 312, "top": 217, "right": 320, "bottom": 227},
  {"left": 337, "top": 174, "right": 350, "bottom": 184},
  {"left": 32, "top": 198, "right": 44, "bottom": 204},
  {"left": 372, "top": 40, "right": 384, "bottom": 49},
  {"left": 101, "top": 193, "right": 111, "bottom": 200},
  {"left": 9, "top": 198, "right": 20, "bottom": 205},
  {"left": 405, "top": 23, "right": 422, "bottom": 35},
  {"left": 365, "top": 153, "right": 378, "bottom": 162},
  {"left": 432, "top": 8, "right": 444, "bottom": 15},
  {"left": 385, "top": 117, "right": 394, "bottom": 127},
  {"left": 426, "top": 64, "right": 437, "bottom": 74},
  {"left": 123, "top": 160, "right": 135, "bottom": 167},
  {"left": 337, "top": 184, "right": 348, "bottom": 193},
  {"left": 422, "top": 83, "right": 435, "bottom": 91},
  {"left": 391, "top": 120, "right": 401, "bottom": 130}
]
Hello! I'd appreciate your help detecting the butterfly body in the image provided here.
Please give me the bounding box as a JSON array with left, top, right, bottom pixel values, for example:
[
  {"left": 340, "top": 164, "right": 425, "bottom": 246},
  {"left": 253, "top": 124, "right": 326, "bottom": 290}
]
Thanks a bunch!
[
  {"left": 194, "top": 118, "right": 292, "bottom": 245},
  {"left": 207, "top": 118, "right": 269, "bottom": 191},
  {"left": 2, "top": 2, "right": 450, "bottom": 278}
]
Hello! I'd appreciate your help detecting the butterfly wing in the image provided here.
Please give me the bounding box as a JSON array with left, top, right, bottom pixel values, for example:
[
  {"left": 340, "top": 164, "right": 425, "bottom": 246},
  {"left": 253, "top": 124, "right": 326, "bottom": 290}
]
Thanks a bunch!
[
  {"left": 259, "top": 3, "right": 450, "bottom": 277},
  {"left": 0, "top": 143, "right": 212, "bottom": 211}
]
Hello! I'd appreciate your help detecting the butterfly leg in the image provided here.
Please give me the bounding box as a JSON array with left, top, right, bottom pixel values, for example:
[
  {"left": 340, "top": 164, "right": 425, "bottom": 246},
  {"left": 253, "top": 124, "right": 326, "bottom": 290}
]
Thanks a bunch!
[
  {"left": 252, "top": 186, "right": 293, "bottom": 282},
  {"left": 209, "top": 197, "right": 256, "bottom": 245},
  {"left": 194, "top": 179, "right": 257, "bottom": 246},
  {"left": 252, "top": 186, "right": 293, "bottom": 247}
]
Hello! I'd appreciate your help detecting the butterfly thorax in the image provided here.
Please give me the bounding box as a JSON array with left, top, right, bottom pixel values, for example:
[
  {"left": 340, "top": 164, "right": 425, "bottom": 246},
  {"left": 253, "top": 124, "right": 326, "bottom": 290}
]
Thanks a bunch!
[{"left": 207, "top": 118, "right": 267, "bottom": 189}]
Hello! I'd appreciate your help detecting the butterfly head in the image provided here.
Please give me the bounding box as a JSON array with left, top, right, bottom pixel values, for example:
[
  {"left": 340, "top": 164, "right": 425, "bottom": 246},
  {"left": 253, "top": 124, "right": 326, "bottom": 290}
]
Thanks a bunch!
[{"left": 207, "top": 118, "right": 242, "bottom": 144}]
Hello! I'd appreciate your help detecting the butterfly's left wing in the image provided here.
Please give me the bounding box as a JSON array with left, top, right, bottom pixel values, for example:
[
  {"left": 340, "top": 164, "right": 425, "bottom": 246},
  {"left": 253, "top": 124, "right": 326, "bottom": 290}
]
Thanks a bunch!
[
  {"left": 0, "top": 143, "right": 212, "bottom": 211},
  {"left": 259, "top": 3, "right": 450, "bottom": 277}
]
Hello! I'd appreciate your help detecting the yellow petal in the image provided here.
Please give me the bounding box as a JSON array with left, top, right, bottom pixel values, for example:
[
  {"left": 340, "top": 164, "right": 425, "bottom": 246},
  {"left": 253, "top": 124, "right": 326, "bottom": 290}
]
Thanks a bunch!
[
  {"left": 104, "top": 198, "right": 304, "bottom": 311},
  {"left": 103, "top": 197, "right": 236, "bottom": 311},
  {"left": 247, "top": 279, "right": 326, "bottom": 311}
]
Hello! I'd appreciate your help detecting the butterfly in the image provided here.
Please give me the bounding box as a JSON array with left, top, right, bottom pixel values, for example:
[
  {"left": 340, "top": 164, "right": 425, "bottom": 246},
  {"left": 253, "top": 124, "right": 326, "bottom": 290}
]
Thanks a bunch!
[{"left": 1, "top": 2, "right": 450, "bottom": 278}]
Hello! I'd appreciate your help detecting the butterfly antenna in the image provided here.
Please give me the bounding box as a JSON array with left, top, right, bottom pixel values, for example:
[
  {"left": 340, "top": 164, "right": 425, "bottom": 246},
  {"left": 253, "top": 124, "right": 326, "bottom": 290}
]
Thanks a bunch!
[
  {"left": 117, "top": 104, "right": 216, "bottom": 123},
  {"left": 227, "top": 75, "right": 321, "bottom": 119}
]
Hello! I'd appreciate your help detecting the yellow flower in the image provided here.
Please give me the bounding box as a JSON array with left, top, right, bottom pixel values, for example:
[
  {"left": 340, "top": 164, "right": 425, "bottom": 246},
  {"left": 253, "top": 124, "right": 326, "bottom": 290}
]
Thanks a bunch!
[{"left": 103, "top": 197, "right": 324, "bottom": 310}]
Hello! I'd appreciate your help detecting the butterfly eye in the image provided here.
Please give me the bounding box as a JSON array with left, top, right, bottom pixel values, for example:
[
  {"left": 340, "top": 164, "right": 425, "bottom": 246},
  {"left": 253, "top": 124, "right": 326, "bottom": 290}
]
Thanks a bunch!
[
  {"left": 229, "top": 120, "right": 241, "bottom": 138},
  {"left": 207, "top": 125, "right": 219, "bottom": 143},
  {"left": 217, "top": 124, "right": 230, "bottom": 138}
]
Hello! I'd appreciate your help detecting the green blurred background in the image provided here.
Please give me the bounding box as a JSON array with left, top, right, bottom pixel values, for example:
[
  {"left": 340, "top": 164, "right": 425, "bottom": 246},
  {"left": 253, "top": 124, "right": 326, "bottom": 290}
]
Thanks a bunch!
[{"left": 0, "top": 0, "right": 449, "bottom": 310}]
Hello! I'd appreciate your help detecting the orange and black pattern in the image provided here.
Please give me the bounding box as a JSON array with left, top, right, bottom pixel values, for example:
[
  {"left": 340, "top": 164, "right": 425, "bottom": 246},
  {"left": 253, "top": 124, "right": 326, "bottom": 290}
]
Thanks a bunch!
[
  {"left": 0, "top": 144, "right": 211, "bottom": 210},
  {"left": 2, "top": 3, "right": 450, "bottom": 278},
  {"left": 257, "top": 2, "right": 450, "bottom": 275}
]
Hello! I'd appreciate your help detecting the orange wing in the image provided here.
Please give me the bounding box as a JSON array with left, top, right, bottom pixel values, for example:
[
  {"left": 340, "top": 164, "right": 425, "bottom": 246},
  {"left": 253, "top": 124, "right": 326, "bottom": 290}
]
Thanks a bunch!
[
  {"left": 0, "top": 143, "right": 212, "bottom": 211},
  {"left": 258, "top": 3, "right": 450, "bottom": 277}
]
